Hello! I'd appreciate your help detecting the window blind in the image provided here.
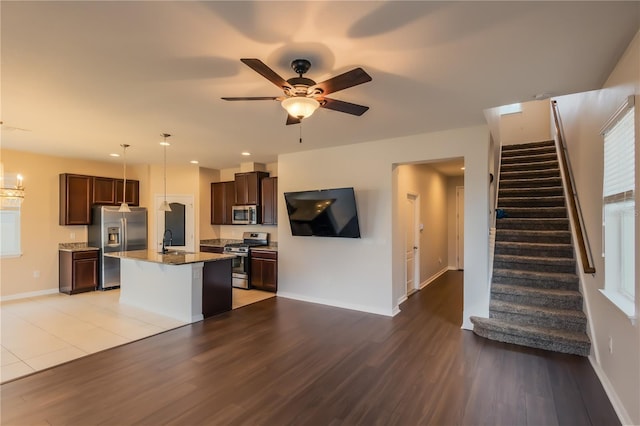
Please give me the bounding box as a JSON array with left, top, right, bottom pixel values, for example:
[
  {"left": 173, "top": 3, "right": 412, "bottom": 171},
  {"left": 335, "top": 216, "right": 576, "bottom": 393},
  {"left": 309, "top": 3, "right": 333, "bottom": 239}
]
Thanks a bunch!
[{"left": 603, "top": 106, "right": 635, "bottom": 203}]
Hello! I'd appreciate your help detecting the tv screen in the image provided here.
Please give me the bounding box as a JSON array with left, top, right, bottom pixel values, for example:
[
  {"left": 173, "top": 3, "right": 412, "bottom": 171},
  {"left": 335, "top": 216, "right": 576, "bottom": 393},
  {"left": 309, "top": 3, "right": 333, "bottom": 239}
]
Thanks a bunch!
[{"left": 284, "top": 187, "right": 361, "bottom": 238}]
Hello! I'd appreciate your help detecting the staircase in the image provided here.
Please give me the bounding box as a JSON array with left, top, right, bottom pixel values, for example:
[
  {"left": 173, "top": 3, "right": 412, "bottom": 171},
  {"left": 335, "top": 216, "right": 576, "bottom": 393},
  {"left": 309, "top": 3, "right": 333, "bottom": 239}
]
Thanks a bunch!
[{"left": 471, "top": 140, "right": 590, "bottom": 356}]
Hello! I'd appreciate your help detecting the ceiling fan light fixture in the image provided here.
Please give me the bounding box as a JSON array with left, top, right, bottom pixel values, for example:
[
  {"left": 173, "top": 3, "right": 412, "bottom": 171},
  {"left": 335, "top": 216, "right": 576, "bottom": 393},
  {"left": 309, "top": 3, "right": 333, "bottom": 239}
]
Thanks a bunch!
[{"left": 281, "top": 97, "right": 320, "bottom": 119}]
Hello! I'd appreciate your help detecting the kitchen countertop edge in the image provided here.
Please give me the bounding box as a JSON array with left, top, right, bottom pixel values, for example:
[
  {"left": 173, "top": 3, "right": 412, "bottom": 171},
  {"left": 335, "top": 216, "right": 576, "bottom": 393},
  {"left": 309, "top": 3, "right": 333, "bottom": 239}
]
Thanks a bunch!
[{"left": 105, "top": 249, "right": 236, "bottom": 266}]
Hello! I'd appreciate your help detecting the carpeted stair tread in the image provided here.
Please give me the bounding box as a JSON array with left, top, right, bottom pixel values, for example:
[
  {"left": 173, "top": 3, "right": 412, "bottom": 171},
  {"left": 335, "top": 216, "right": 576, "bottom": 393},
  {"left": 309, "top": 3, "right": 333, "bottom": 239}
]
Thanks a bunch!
[
  {"left": 493, "top": 254, "right": 576, "bottom": 273},
  {"left": 494, "top": 242, "right": 574, "bottom": 258},
  {"left": 495, "top": 229, "right": 571, "bottom": 244},
  {"left": 491, "top": 284, "right": 583, "bottom": 309},
  {"left": 489, "top": 300, "right": 587, "bottom": 322},
  {"left": 496, "top": 218, "right": 569, "bottom": 230},
  {"left": 501, "top": 159, "right": 559, "bottom": 172},
  {"left": 500, "top": 176, "right": 563, "bottom": 188},
  {"left": 499, "top": 186, "right": 564, "bottom": 198},
  {"left": 501, "top": 152, "right": 558, "bottom": 165},
  {"left": 493, "top": 268, "right": 578, "bottom": 283},
  {"left": 500, "top": 169, "right": 560, "bottom": 180},
  {"left": 498, "top": 196, "right": 566, "bottom": 207},
  {"left": 501, "top": 140, "right": 555, "bottom": 151},
  {"left": 495, "top": 206, "right": 567, "bottom": 218},
  {"left": 470, "top": 316, "right": 590, "bottom": 356}
]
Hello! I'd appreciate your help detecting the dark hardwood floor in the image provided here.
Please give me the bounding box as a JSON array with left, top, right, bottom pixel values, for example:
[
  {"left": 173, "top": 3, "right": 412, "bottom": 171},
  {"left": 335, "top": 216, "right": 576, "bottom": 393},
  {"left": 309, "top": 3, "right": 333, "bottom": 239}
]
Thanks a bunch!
[{"left": 1, "top": 271, "right": 619, "bottom": 425}]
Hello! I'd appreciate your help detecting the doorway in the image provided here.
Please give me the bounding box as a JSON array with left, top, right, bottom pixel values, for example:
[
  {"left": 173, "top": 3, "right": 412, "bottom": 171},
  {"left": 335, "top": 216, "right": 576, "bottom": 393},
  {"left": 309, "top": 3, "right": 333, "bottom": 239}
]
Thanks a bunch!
[
  {"left": 155, "top": 195, "right": 195, "bottom": 252},
  {"left": 405, "top": 193, "right": 420, "bottom": 297}
]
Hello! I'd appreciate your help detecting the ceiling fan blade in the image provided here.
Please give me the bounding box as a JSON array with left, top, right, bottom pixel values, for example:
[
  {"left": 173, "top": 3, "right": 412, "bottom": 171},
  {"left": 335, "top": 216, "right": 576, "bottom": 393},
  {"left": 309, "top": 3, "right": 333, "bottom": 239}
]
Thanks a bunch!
[
  {"left": 320, "top": 98, "right": 370, "bottom": 116},
  {"left": 286, "top": 114, "right": 301, "bottom": 125},
  {"left": 240, "top": 58, "right": 291, "bottom": 90},
  {"left": 312, "top": 68, "right": 372, "bottom": 95},
  {"left": 221, "top": 96, "right": 280, "bottom": 101}
]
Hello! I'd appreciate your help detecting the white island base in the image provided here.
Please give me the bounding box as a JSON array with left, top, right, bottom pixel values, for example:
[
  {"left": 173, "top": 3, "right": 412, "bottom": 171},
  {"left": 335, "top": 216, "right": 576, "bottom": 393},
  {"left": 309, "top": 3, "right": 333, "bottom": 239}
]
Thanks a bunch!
[{"left": 119, "top": 259, "right": 205, "bottom": 323}]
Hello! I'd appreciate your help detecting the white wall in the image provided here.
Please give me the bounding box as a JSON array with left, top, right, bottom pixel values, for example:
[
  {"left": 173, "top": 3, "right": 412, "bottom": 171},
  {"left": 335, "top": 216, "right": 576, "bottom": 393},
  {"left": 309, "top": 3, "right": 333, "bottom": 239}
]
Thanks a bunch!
[
  {"left": 500, "top": 99, "right": 552, "bottom": 145},
  {"left": 277, "top": 125, "right": 490, "bottom": 324},
  {"left": 553, "top": 30, "right": 639, "bottom": 426}
]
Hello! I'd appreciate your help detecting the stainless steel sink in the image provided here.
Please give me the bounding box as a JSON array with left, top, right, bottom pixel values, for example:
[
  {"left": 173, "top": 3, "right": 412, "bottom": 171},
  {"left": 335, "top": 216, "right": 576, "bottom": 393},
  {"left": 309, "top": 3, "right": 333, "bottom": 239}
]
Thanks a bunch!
[{"left": 158, "top": 250, "right": 195, "bottom": 255}]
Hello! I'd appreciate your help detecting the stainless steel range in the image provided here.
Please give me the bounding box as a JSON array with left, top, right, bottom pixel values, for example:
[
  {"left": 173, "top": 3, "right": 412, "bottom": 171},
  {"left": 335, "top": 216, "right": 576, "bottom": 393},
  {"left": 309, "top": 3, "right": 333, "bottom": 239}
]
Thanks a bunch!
[{"left": 223, "top": 232, "right": 269, "bottom": 289}]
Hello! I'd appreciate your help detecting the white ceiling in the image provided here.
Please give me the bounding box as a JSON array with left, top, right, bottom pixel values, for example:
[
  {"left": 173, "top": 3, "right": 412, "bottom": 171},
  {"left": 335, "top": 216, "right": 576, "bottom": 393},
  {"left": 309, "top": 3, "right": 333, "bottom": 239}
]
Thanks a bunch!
[{"left": 1, "top": 1, "right": 638, "bottom": 170}]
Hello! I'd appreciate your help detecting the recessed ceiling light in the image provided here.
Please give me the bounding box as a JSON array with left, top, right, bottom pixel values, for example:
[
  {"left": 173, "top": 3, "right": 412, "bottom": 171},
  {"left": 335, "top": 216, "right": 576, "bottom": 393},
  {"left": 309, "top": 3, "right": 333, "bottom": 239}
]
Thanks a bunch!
[
  {"left": 241, "top": 151, "right": 251, "bottom": 156},
  {"left": 109, "top": 153, "right": 120, "bottom": 157},
  {"left": 460, "top": 167, "right": 465, "bottom": 170},
  {"left": 190, "top": 160, "right": 199, "bottom": 164}
]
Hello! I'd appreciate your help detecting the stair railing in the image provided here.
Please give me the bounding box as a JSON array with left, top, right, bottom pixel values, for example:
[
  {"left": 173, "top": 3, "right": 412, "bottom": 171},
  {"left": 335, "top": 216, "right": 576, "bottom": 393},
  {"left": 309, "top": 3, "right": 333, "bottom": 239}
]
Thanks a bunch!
[{"left": 551, "top": 100, "right": 596, "bottom": 274}]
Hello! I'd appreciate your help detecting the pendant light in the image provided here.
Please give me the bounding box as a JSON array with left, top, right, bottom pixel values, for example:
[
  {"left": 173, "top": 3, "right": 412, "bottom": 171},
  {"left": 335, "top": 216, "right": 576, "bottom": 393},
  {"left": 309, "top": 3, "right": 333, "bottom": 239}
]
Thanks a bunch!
[
  {"left": 159, "top": 133, "right": 172, "bottom": 212},
  {"left": 118, "top": 144, "right": 131, "bottom": 213}
]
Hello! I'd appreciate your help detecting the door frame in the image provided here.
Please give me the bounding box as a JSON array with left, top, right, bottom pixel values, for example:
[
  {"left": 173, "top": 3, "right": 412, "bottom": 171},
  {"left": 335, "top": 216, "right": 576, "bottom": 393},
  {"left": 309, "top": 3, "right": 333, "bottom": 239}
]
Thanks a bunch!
[
  {"left": 456, "top": 186, "right": 464, "bottom": 270},
  {"left": 405, "top": 193, "right": 420, "bottom": 297}
]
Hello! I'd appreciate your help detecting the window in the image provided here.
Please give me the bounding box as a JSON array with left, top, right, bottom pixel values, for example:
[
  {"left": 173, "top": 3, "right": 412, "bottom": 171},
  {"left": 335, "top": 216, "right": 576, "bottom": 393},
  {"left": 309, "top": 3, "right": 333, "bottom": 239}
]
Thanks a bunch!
[
  {"left": 498, "top": 103, "right": 522, "bottom": 115},
  {"left": 601, "top": 96, "right": 635, "bottom": 319}
]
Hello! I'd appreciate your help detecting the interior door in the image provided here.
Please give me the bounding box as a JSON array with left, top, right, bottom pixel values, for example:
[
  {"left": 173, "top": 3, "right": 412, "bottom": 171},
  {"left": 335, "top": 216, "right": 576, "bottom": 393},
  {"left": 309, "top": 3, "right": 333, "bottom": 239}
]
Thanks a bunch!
[
  {"left": 456, "top": 186, "right": 465, "bottom": 270},
  {"left": 405, "top": 194, "right": 418, "bottom": 296}
]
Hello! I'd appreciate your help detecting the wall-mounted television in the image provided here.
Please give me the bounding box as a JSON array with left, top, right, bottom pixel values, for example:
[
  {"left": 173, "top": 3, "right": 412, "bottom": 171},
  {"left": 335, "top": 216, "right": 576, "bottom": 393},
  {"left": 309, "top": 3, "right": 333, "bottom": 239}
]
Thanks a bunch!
[{"left": 284, "top": 187, "right": 361, "bottom": 238}]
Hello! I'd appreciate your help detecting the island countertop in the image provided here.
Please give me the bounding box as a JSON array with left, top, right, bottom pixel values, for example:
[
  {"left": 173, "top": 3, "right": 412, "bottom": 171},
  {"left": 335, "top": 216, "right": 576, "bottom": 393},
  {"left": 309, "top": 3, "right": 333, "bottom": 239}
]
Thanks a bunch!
[{"left": 105, "top": 249, "right": 236, "bottom": 265}]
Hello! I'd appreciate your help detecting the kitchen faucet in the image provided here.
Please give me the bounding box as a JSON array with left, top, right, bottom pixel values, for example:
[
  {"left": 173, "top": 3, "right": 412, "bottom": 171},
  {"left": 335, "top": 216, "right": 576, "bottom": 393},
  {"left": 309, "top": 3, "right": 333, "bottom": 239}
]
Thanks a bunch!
[{"left": 162, "top": 229, "right": 173, "bottom": 254}]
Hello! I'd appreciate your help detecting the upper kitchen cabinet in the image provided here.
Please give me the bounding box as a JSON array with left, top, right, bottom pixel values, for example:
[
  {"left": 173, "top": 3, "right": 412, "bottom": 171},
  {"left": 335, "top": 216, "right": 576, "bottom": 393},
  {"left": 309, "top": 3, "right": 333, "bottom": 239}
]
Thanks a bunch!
[
  {"left": 211, "top": 181, "right": 236, "bottom": 225},
  {"left": 235, "top": 171, "right": 269, "bottom": 205},
  {"left": 115, "top": 179, "right": 140, "bottom": 206},
  {"left": 92, "top": 176, "right": 116, "bottom": 205},
  {"left": 60, "top": 174, "right": 93, "bottom": 225},
  {"left": 60, "top": 173, "right": 141, "bottom": 225},
  {"left": 261, "top": 177, "right": 278, "bottom": 225}
]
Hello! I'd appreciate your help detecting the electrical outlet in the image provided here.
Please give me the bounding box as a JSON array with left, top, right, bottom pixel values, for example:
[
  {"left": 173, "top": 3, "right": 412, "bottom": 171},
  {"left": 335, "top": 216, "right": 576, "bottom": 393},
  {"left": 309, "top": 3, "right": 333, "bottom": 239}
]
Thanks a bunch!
[
  {"left": 608, "top": 336, "right": 613, "bottom": 354},
  {"left": 33, "top": 270, "right": 40, "bottom": 278}
]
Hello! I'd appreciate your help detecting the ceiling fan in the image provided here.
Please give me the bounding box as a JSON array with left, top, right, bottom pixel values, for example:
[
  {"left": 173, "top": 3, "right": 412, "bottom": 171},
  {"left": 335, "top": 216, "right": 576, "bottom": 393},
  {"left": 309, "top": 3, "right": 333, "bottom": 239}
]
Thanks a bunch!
[{"left": 222, "top": 58, "right": 372, "bottom": 125}]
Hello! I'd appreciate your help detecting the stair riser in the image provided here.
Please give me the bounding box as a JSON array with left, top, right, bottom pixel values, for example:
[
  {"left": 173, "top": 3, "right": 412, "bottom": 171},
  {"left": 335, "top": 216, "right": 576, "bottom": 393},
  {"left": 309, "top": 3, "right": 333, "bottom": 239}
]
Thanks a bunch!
[
  {"left": 499, "top": 188, "right": 564, "bottom": 198},
  {"left": 501, "top": 170, "right": 560, "bottom": 180},
  {"left": 492, "top": 274, "right": 578, "bottom": 291},
  {"left": 501, "top": 161, "right": 559, "bottom": 172},
  {"left": 489, "top": 310, "right": 586, "bottom": 333},
  {"left": 496, "top": 219, "right": 569, "bottom": 231},
  {"left": 498, "top": 199, "right": 565, "bottom": 208},
  {"left": 495, "top": 244, "right": 573, "bottom": 258},
  {"left": 472, "top": 326, "right": 590, "bottom": 357},
  {"left": 495, "top": 233, "right": 572, "bottom": 244},
  {"left": 501, "top": 153, "right": 557, "bottom": 164},
  {"left": 500, "top": 178, "right": 562, "bottom": 188},
  {"left": 491, "top": 291, "right": 583, "bottom": 310},
  {"left": 493, "top": 260, "right": 576, "bottom": 274}
]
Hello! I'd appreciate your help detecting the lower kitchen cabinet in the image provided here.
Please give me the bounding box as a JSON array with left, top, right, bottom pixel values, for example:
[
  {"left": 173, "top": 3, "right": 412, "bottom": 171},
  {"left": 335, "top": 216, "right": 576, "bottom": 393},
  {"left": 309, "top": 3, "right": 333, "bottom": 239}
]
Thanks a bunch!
[
  {"left": 59, "top": 250, "right": 99, "bottom": 294},
  {"left": 250, "top": 249, "right": 277, "bottom": 292}
]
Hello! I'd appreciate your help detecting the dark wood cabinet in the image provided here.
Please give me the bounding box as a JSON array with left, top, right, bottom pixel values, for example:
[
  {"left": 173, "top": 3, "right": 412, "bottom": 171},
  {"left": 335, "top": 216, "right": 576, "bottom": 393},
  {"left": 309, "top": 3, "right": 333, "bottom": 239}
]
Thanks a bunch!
[
  {"left": 200, "top": 245, "right": 224, "bottom": 254},
  {"left": 250, "top": 249, "right": 277, "bottom": 292},
  {"left": 60, "top": 174, "right": 92, "bottom": 225},
  {"left": 261, "top": 177, "right": 278, "bottom": 225},
  {"left": 93, "top": 176, "right": 116, "bottom": 204},
  {"left": 211, "top": 181, "right": 236, "bottom": 225},
  {"left": 115, "top": 179, "right": 140, "bottom": 205},
  {"left": 59, "top": 250, "right": 98, "bottom": 294},
  {"left": 235, "top": 171, "right": 269, "bottom": 206},
  {"left": 60, "top": 174, "right": 140, "bottom": 225}
]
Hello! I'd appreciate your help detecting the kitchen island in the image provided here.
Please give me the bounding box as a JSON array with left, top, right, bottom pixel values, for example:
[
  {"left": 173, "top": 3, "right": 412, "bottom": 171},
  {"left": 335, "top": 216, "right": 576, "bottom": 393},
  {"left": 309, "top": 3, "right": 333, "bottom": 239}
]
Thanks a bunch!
[{"left": 104, "top": 250, "right": 235, "bottom": 323}]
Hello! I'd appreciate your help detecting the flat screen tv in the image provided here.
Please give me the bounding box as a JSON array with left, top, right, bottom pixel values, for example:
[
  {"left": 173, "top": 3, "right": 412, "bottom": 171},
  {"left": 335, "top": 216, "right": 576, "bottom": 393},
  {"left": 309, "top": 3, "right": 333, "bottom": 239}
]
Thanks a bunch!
[{"left": 284, "top": 187, "right": 361, "bottom": 238}]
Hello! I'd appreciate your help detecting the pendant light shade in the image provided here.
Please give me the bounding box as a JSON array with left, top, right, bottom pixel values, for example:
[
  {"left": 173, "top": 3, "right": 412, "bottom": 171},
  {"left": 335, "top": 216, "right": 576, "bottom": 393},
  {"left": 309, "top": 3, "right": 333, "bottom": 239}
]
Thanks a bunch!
[
  {"left": 160, "top": 133, "right": 171, "bottom": 212},
  {"left": 118, "top": 144, "right": 131, "bottom": 213},
  {"left": 281, "top": 96, "right": 320, "bottom": 119}
]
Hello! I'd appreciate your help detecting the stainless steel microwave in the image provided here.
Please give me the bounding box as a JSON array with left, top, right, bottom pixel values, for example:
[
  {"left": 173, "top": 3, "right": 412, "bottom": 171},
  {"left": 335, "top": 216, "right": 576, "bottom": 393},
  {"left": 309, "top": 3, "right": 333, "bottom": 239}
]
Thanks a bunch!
[{"left": 232, "top": 205, "right": 258, "bottom": 225}]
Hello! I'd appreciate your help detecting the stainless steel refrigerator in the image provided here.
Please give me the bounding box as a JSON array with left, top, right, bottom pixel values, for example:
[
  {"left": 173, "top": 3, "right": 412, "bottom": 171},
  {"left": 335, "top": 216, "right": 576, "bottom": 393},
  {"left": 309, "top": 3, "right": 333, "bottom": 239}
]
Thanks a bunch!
[{"left": 88, "top": 206, "right": 148, "bottom": 290}]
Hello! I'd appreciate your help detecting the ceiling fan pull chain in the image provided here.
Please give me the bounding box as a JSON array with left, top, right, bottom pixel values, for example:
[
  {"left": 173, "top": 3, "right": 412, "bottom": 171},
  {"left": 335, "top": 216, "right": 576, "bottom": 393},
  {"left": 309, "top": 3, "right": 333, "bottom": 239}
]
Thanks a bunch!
[{"left": 299, "top": 121, "right": 303, "bottom": 143}]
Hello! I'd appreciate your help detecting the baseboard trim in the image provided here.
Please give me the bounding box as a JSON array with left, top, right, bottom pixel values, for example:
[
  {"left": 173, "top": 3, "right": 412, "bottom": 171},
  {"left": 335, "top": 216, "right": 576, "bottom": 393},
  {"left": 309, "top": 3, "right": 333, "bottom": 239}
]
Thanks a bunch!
[
  {"left": 588, "top": 355, "right": 633, "bottom": 426},
  {"left": 277, "top": 291, "right": 396, "bottom": 317},
  {"left": 1, "top": 288, "right": 59, "bottom": 302},
  {"left": 419, "top": 266, "right": 452, "bottom": 290}
]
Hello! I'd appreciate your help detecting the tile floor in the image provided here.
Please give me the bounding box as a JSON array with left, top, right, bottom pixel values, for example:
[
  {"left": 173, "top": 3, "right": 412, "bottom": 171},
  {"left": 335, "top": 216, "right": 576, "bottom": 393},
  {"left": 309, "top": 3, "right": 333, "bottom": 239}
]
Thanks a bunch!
[{"left": 1, "top": 288, "right": 274, "bottom": 383}]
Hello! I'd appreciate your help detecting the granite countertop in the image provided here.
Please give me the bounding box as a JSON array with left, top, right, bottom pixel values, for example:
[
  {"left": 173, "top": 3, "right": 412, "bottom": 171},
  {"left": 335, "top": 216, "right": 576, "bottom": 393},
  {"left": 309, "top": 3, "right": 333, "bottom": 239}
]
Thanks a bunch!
[
  {"left": 199, "top": 239, "right": 241, "bottom": 248},
  {"left": 58, "top": 242, "right": 100, "bottom": 252},
  {"left": 105, "top": 249, "right": 236, "bottom": 265},
  {"left": 251, "top": 244, "right": 278, "bottom": 252}
]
